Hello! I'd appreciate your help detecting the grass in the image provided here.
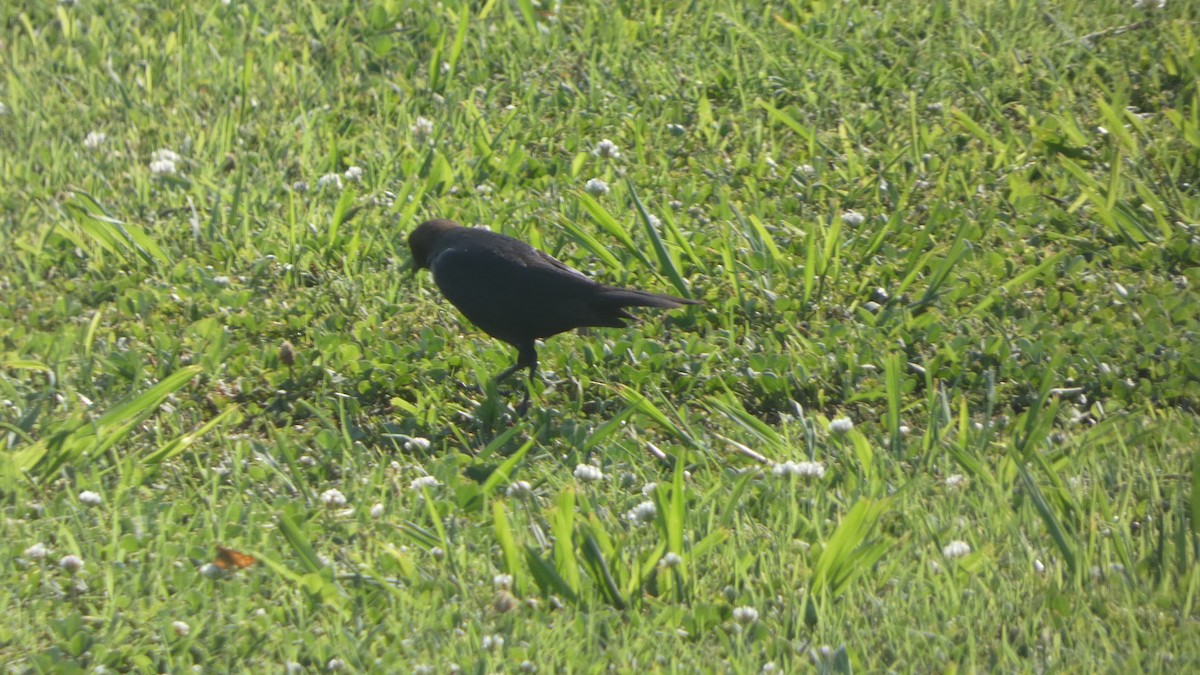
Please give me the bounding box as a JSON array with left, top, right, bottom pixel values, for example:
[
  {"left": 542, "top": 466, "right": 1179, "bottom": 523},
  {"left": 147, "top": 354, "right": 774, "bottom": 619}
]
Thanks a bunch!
[{"left": 2, "top": 0, "right": 1198, "bottom": 671}]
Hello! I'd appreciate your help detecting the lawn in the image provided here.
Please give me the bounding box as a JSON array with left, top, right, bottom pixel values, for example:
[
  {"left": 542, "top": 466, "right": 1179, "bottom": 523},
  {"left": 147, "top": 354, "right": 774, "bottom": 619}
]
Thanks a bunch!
[{"left": 2, "top": 0, "right": 1198, "bottom": 671}]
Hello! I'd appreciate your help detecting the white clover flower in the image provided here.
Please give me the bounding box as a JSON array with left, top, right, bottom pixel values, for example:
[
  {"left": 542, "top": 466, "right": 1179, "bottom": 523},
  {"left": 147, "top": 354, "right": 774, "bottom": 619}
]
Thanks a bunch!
[
  {"left": 326, "top": 658, "right": 344, "bottom": 672},
  {"left": 573, "top": 463, "right": 604, "bottom": 482},
  {"left": 83, "top": 132, "right": 107, "bottom": 149},
  {"left": 409, "top": 475, "right": 439, "bottom": 491},
  {"left": 299, "top": 455, "right": 316, "bottom": 467},
  {"left": 641, "top": 482, "right": 657, "bottom": 496},
  {"left": 798, "top": 164, "right": 816, "bottom": 175},
  {"left": 412, "top": 116, "right": 434, "bottom": 142},
  {"left": 316, "top": 173, "right": 342, "bottom": 190},
  {"left": 149, "top": 151, "right": 178, "bottom": 175},
  {"left": 942, "top": 540, "right": 971, "bottom": 559},
  {"left": 172, "top": 621, "right": 190, "bottom": 636},
  {"left": 593, "top": 139, "right": 621, "bottom": 159},
  {"left": 405, "top": 437, "right": 432, "bottom": 452},
  {"left": 772, "top": 460, "right": 825, "bottom": 479},
  {"left": 493, "top": 574, "right": 513, "bottom": 590},
  {"left": 482, "top": 634, "right": 504, "bottom": 652},
  {"left": 658, "top": 552, "right": 682, "bottom": 568},
  {"left": 646, "top": 214, "right": 661, "bottom": 228},
  {"left": 79, "top": 490, "right": 102, "bottom": 506},
  {"left": 413, "top": 666, "right": 435, "bottom": 675},
  {"left": 829, "top": 417, "right": 854, "bottom": 434},
  {"left": 199, "top": 563, "right": 222, "bottom": 579},
  {"left": 945, "top": 474, "right": 965, "bottom": 488},
  {"left": 505, "top": 480, "right": 532, "bottom": 497},
  {"left": 319, "top": 488, "right": 347, "bottom": 507},
  {"left": 24, "top": 542, "right": 50, "bottom": 561},
  {"left": 625, "top": 500, "right": 657, "bottom": 525},
  {"left": 343, "top": 165, "right": 363, "bottom": 181},
  {"left": 370, "top": 503, "right": 385, "bottom": 519},
  {"left": 731, "top": 606, "right": 759, "bottom": 624},
  {"left": 666, "top": 123, "right": 686, "bottom": 136},
  {"left": 59, "top": 554, "right": 84, "bottom": 573},
  {"left": 584, "top": 178, "right": 610, "bottom": 196},
  {"left": 429, "top": 546, "right": 445, "bottom": 560},
  {"left": 1033, "top": 559, "right": 1045, "bottom": 574},
  {"left": 518, "top": 661, "right": 536, "bottom": 674},
  {"left": 840, "top": 211, "right": 865, "bottom": 226}
]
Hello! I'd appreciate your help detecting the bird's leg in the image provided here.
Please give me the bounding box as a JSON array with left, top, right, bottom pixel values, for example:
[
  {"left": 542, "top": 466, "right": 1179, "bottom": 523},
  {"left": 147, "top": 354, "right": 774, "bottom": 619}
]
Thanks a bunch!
[
  {"left": 493, "top": 342, "right": 538, "bottom": 414},
  {"left": 494, "top": 342, "right": 538, "bottom": 383},
  {"left": 493, "top": 361, "right": 524, "bottom": 383},
  {"left": 517, "top": 349, "right": 539, "bottom": 415}
]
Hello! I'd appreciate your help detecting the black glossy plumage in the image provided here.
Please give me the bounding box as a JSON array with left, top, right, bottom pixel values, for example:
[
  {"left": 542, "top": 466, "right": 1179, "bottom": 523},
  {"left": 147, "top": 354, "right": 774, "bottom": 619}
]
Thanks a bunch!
[{"left": 408, "top": 219, "right": 700, "bottom": 395}]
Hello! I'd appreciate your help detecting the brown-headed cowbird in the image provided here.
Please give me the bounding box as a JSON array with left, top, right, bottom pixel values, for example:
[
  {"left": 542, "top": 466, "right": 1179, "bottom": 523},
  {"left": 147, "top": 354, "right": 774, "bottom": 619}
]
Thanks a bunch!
[{"left": 409, "top": 219, "right": 700, "bottom": 402}]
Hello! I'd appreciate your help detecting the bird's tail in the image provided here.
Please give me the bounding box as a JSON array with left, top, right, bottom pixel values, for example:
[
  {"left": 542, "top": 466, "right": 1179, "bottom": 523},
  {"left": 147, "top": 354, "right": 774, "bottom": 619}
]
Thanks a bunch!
[{"left": 594, "top": 287, "right": 702, "bottom": 310}]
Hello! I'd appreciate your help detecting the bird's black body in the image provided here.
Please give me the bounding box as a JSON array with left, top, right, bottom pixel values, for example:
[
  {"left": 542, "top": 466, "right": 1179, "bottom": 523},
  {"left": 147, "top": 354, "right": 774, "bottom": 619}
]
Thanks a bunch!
[{"left": 408, "top": 219, "right": 700, "bottom": 398}]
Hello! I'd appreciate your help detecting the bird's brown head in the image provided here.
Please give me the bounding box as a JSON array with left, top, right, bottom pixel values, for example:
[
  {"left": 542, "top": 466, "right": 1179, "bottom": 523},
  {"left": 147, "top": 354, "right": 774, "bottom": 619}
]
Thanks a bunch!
[{"left": 408, "top": 219, "right": 463, "bottom": 270}]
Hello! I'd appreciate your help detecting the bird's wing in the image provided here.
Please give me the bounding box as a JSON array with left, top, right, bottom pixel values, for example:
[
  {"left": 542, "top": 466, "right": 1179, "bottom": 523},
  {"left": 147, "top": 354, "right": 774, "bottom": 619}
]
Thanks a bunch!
[
  {"left": 447, "top": 228, "right": 596, "bottom": 284},
  {"left": 530, "top": 248, "right": 595, "bottom": 284},
  {"left": 431, "top": 244, "right": 597, "bottom": 295},
  {"left": 429, "top": 244, "right": 612, "bottom": 341}
]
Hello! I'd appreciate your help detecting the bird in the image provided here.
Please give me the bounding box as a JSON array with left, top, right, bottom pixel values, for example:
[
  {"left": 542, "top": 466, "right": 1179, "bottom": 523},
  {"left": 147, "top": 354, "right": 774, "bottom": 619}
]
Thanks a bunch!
[{"left": 408, "top": 218, "right": 700, "bottom": 406}]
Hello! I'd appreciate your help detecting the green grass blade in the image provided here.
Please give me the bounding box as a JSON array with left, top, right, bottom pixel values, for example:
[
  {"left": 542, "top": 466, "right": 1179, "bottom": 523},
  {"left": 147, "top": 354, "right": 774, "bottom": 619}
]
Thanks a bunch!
[
  {"left": 618, "top": 386, "right": 697, "bottom": 448},
  {"left": 551, "top": 487, "right": 581, "bottom": 595},
  {"left": 277, "top": 511, "right": 324, "bottom": 574},
  {"left": 524, "top": 545, "right": 578, "bottom": 603},
  {"left": 1016, "top": 462, "right": 1077, "bottom": 575},
  {"left": 492, "top": 501, "right": 523, "bottom": 594},
  {"left": 970, "top": 252, "right": 1065, "bottom": 315},
  {"left": 555, "top": 214, "right": 626, "bottom": 272},
  {"left": 576, "top": 191, "right": 655, "bottom": 271},
  {"left": 580, "top": 526, "right": 626, "bottom": 609},
  {"left": 481, "top": 437, "right": 536, "bottom": 498},
  {"left": 628, "top": 179, "right": 690, "bottom": 297},
  {"left": 140, "top": 405, "right": 239, "bottom": 468}
]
